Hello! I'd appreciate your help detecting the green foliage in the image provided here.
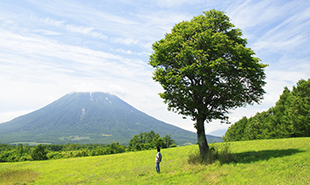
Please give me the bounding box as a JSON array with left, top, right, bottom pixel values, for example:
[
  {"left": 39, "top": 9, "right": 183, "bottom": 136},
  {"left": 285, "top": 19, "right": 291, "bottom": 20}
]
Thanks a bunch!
[
  {"left": 0, "top": 143, "right": 31, "bottom": 162},
  {"left": 149, "top": 9, "right": 267, "bottom": 155},
  {"left": 31, "top": 144, "right": 48, "bottom": 160},
  {"left": 0, "top": 142, "right": 126, "bottom": 163},
  {"left": 224, "top": 78, "right": 310, "bottom": 141},
  {"left": 127, "top": 131, "right": 176, "bottom": 151},
  {"left": 109, "top": 142, "right": 126, "bottom": 154},
  {"left": 47, "top": 152, "right": 63, "bottom": 159},
  {"left": 163, "top": 134, "right": 176, "bottom": 148},
  {"left": 0, "top": 144, "right": 15, "bottom": 152}
]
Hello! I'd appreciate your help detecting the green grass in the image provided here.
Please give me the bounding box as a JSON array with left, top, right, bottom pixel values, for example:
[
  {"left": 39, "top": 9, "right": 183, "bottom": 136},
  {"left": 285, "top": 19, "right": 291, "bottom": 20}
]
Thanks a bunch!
[{"left": 0, "top": 137, "right": 309, "bottom": 184}]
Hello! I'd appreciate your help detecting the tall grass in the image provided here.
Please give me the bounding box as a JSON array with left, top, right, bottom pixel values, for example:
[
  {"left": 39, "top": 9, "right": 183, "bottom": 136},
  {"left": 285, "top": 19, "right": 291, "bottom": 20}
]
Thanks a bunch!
[{"left": 188, "top": 143, "right": 237, "bottom": 165}]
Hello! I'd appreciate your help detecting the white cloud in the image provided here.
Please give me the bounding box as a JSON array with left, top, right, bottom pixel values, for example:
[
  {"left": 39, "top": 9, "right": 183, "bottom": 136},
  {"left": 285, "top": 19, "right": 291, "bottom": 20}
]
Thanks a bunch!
[
  {"left": 111, "top": 37, "right": 140, "bottom": 45},
  {"left": 65, "top": 24, "right": 94, "bottom": 35},
  {"left": 0, "top": 28, "right": 150, "bottom": 79},
  {"left": 114, "top": 49, "right": 133, "bottom": 54},
  {"left": 72, "top": 82, "right": 107, "bottom": 93},
  {"left": 0, "top": 110, "right": 34, "bottom": 124},
  {"left": 40, "top": 17, "right": 65, "bottom": 27},
  {"left": 227, "top": 0, "right": 293, "bottom": 30},
  {"left": 39, "top": 17, "right": 108, "bottom": 40},
  {"left": 156, "top": 0, "right": 205, "bottom": 8},
  {"left": 35, "top": 29, "right": 62, "bottom": 35}
]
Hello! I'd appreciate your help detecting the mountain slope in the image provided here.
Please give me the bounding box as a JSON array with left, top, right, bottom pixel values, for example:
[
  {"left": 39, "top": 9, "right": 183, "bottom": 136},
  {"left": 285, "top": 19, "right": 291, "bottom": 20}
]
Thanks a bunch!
[{"left": 0, "top": 92, "right": 222, "bottom": 145}]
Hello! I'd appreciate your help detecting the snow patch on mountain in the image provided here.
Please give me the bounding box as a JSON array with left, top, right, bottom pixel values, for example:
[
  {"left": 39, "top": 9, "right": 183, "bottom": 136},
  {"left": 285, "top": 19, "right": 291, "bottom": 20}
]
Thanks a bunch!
[
  {"left": 106, "top": 97, "right": 112, "bottom": 104},
  {"left": 89, "top": 92, "right": 93, "bottom": 101},
  {"left": 80, "top": 108, "right": 85, "bottom": 120}
]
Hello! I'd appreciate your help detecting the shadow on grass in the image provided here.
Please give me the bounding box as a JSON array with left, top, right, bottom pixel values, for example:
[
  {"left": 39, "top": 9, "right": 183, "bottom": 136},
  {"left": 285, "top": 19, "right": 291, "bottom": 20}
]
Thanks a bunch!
[
  {"left": 234, "top": 149, "right": 305, "bottom": 164},
  {"left": 188, "top": 147, "right": 305, "bottom": 166}
]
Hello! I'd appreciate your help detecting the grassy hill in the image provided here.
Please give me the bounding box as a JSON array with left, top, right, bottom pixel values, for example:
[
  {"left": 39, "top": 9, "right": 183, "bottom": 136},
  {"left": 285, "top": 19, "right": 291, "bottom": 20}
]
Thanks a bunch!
[{"left": 0, "top": 137, "right": 309, "bottom": 184}]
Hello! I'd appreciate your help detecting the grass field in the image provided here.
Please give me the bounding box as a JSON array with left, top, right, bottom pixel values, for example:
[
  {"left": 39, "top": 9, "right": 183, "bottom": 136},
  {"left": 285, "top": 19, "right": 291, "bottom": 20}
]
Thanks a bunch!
[{"left": 0, "top": 137, "right": 309, "bottom": 184}]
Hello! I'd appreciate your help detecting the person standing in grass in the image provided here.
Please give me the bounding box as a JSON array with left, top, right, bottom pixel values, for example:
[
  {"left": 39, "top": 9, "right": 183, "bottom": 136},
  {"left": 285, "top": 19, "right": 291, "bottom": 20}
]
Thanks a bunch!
[{"left": 155, "top": 147, "right": 162, "bottom": 173}]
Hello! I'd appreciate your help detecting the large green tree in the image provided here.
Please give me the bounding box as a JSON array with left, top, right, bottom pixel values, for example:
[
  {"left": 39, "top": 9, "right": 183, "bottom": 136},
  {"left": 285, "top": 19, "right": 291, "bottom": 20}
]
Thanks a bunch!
[{"left": 149, "top": 10, "right": 267, "bottom": 156}]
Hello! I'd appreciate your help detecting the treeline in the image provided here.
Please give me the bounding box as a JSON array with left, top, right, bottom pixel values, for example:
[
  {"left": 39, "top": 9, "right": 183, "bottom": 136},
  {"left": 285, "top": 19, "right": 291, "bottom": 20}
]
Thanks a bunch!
[
  {"left": 223, "top": 78, "right": 310, "bottom": 142},
  {"left": 0, "top": 131, "right": 176, "bottom": 162},
  {"left": 127, "top": 131, "right": 176, "bottom": 151},
  {"left": 0, "top": 142, "right": 125, "bottom": 162}
]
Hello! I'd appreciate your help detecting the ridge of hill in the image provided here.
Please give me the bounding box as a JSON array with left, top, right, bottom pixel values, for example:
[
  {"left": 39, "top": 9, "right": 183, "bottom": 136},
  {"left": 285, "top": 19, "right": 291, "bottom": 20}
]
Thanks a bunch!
[{"left": 0, "top": 92, "right": 222, "bottom": 145}]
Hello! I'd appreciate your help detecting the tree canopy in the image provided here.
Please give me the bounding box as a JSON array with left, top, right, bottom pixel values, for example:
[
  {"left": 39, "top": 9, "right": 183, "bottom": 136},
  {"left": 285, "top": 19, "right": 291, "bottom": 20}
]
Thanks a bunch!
[
  {"left": 223, "top": 78, "right": 310, "bottom": 142},
  {"left": 149, "top": 10, "right": 267, "bottom": 155},
  {"left": 127, "top": 131, "right": 176, "bottom": 151}
]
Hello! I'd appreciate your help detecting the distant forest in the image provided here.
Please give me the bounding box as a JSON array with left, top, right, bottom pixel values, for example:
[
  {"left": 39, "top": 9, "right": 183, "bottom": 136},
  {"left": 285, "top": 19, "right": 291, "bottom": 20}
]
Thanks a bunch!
[
  {"left": 223, "top": 78, "right": 310, "bottom": 141},
  {"left": 0, "top": 131, "right": 176, "bottom": 163}
]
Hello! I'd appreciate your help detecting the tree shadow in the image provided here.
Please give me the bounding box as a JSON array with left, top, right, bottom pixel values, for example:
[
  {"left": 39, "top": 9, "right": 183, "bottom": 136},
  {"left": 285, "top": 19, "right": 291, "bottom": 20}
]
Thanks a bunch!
[{"left": 233, "top": 149, "right": 305, "bottom": 164}]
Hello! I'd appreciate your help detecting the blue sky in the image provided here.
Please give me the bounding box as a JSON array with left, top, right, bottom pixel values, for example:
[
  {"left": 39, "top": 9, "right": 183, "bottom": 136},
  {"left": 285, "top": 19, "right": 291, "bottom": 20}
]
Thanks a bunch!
[{"left": 0, "top": 0, "right": 309, "bottom": 137}]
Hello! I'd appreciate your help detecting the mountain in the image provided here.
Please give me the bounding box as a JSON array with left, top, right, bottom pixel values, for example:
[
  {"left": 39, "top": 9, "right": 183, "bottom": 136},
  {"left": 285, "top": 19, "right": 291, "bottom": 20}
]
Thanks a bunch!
[{"left": 0, "top": 92, "right": 222, "bottom": 145}]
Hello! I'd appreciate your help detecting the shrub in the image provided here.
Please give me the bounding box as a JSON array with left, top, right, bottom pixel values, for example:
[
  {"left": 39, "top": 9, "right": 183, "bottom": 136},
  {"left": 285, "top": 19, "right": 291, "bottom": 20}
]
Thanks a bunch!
[
  {"left": 19, "top": 155, "right": 32, "bottom": 161},
  {"left": 31, "top": 144, "right": 48, "bottom": 160},
  {"left": 47, "top": 152, "right": 63, "bottom": 159},
  {"left": 217, "top": 144, "right": 236, "bottom": 164},
  {"left": 188, "top": 144, "right": 236, "bottom": 165},
  {"left": 74, "top": 150, "right": 88, "bottom": 157}
]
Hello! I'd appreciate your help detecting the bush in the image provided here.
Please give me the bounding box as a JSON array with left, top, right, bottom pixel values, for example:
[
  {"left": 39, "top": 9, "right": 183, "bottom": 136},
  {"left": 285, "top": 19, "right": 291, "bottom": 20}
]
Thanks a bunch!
[
  {"left": 47, "top": 152, "right": 63, "bottom": 159},
  {"left": 188, "top": 144, "right": 236, "bottom": 165},
  {"left": 218, "top": 144, "right": 236, "bottom": 164},
  {"left": 19, "top": 155, "right": 32, "bottom": 161},
  {"left": 74, "top": 150, "right": 88, "bottom": 157},
  {"left": 31, "top": 144, "right": 48, "bottom": 160}
]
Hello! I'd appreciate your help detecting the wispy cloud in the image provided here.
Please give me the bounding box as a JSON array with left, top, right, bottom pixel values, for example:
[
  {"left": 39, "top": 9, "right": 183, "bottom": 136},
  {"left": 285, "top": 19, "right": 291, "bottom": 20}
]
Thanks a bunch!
[
  {"left": 227, "top": 1, "right": 294, "bottom": 30},
  {"left": 0, "top": 28, "right": 150, "bottom": 84},
  {"left": 156, "top": 0, "right": 205, "bottom": 8},
  {"left": 40, "top": 17, "right": 65, "bottom": 27},
  {"left": 225, "top": 0, "right": 310, "bottom": 102},
  {"left": 114, "top": 49, "right": 133, "bottom": 55},
  {"left": 27, "top": 0, "right": 138, "bottom": 33},
  {"left": 110, "top": 37, "right": 140, "bottom": 45},
  {"left": 251, "top": 6, "right": 310, "bottom": 54},
  {"left": 39, "top": 17, "right": 108, "bottom": 39},
  {"left": 35, "top": 29, "right": 62, "bottom": 35}
]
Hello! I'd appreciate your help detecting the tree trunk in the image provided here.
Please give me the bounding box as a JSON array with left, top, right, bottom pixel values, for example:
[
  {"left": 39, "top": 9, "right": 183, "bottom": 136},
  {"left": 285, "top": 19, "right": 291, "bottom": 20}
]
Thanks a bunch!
[{"left": 196, "top": 118, "right": 209, "bottom": 156}]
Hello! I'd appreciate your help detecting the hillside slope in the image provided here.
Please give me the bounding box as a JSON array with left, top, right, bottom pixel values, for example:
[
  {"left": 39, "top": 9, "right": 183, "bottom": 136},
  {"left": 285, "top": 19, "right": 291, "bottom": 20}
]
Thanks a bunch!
[
  {"left": 0, "top": 92, "right": 222, "bottom": 145},
  {"left": 224, "top": 78, "right": 310, "bottom": 142},
  {"left": 0, "top": 137, "right": 309, "bottom": 184}
]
